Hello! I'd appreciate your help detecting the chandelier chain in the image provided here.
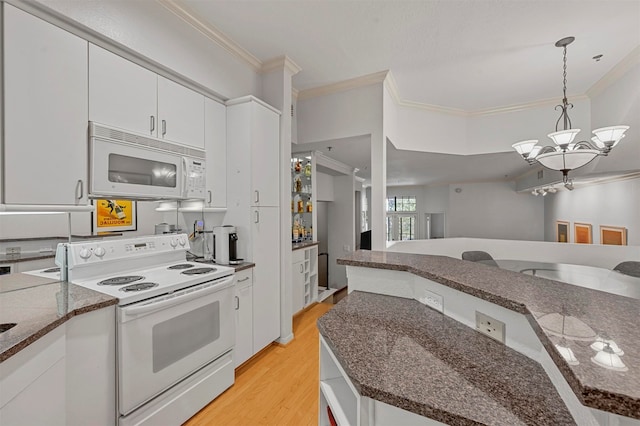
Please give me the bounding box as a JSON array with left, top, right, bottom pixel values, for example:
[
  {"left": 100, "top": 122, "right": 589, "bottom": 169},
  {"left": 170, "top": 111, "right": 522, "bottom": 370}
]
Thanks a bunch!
[{"left": 562, "top": 45, "right": 567, "bottom": 102}]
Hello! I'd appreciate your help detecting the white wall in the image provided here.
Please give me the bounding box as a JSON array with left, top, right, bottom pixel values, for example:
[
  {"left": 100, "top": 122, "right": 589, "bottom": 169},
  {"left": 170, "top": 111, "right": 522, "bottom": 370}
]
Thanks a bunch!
[
  {"left": 448, "top": 181, "right": 544, "bottom": 241},
  {"left": 387, "top": 182, "right": 545, "bottom": 241},
  {"left": 387, "top": 237, "right": 640, "bottom": 270},
  {"left": 544, "top": 177, "right": 640, "bottom": 245},
  {"left": 326, "top": 175, "right": 356, "bottom": 288}
]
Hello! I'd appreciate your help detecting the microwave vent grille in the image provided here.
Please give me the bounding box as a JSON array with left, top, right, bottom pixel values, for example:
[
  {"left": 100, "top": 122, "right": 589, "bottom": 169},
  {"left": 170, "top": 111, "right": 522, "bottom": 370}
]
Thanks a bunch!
[{"left": 90, "top": 122, "right": 205, "bottom": 159}]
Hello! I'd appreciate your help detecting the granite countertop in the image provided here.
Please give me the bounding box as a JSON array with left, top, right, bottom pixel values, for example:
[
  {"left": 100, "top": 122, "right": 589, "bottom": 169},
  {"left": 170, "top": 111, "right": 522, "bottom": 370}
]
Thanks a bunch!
[
  {"left": 191, "top": 257, "right": 255, "bottom": 272},
  {"left": 292, "top": 241, "right": 319, "bottom": 251},
  {"left": 318, "top": 291, "right": 576, "bottom": 425},
  {"left": 0, "top": 273, "right": 117, "bottom": 362},
  {"left": 337, "top": 250, "right": 640, "bottom": 419},
  {"left": 0, "top": 252, "right": 56, "bottom": 264}
]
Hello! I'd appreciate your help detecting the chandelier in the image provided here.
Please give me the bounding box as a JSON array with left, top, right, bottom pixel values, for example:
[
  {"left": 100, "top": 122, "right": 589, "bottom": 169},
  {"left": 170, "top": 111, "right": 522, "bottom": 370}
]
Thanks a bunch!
[{"left": 512, "top": 36, "right": 629, "bottom": 184}]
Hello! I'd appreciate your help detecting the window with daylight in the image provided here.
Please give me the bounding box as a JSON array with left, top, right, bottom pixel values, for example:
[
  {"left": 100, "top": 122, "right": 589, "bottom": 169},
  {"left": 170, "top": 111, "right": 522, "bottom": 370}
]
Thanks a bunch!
[{"left": 386, "top": 196, "right": 417, "bottom": 241}]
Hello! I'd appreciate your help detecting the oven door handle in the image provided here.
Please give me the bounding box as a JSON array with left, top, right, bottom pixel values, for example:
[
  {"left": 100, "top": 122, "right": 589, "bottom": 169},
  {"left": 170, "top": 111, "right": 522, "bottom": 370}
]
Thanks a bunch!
[{"left": 121, "top": 275, "right": 235, "bottom": 319}]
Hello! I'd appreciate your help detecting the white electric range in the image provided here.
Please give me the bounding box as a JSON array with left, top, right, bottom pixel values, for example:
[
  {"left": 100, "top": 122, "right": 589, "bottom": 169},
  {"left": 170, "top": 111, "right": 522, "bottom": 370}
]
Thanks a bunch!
[{"left": 54, "top": 233, "right": 237, "bottom": 426}]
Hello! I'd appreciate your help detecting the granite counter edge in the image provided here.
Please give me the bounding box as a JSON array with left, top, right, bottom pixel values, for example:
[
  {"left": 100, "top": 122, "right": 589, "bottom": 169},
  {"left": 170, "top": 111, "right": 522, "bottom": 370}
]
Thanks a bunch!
[
  {"left": 336, "top": 256, "right": 640, "bottom": 419},
  {"left": 0, "top": 296, "right": 117, "bottom": 363}
]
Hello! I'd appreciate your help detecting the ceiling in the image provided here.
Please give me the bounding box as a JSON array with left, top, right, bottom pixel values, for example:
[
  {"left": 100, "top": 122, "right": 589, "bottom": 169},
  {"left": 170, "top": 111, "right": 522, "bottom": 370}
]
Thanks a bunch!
[{"left": 180, "top": 0, "right": 639, "bottom": 186}]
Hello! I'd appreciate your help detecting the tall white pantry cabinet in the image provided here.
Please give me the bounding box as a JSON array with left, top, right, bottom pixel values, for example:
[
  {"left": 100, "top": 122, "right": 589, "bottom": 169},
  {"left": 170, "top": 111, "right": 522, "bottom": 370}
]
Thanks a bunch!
[{"left": 226, "top": 96, "right": 281, "bottom": 354}]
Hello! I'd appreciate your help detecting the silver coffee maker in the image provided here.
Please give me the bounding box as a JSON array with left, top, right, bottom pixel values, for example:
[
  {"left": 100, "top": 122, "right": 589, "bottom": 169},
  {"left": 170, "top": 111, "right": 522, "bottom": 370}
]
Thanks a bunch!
[{"left": 213, "top": 225, "right": 240, "bottom": 265}]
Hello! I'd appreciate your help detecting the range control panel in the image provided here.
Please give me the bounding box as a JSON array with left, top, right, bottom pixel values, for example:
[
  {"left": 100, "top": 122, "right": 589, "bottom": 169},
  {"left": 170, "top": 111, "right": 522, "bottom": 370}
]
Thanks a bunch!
[{"left": 61, "top": 233, "right": 190, "bottom": 267}]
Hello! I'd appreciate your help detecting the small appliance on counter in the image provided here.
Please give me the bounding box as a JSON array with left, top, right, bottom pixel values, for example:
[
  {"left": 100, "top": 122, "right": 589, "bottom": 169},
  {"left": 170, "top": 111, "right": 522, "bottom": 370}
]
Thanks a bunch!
[
  {"left": 155, "top": 223, "right": 177, "bottom": 234},
  {"left": 213, "top": 225, "right": 242, "bottom": 265}
]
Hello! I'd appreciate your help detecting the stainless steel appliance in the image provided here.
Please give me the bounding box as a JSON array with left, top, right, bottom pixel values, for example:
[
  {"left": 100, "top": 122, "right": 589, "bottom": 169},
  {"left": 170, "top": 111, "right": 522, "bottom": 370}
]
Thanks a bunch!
[
  {"left": 56, "top": 234, "right": 235, "bottom": 426},
  {"left": 154, "top": 222, "right": 176, "bottom": 234},
  {"left": 213, "top": 225, "right": 240, "bottom": 265},
  {"left": 89, "top": 122, "right": 206, "bottom": 200}
]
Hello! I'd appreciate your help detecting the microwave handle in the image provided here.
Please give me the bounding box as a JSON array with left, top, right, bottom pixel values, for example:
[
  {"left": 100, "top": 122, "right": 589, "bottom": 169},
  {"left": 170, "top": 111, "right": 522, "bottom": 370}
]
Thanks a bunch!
[{"left": 182, "top": 157, "right": 188, "bottom": 198}]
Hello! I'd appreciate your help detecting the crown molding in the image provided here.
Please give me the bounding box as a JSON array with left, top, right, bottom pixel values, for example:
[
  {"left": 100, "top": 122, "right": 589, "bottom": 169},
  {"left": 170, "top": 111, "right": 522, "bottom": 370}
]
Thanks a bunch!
[
  {"left": 297, "top": 70, "right": 389, "bottom": 100},
  {"left": 261, "top": 55, "right": 302, "bottom": 75},
  {"left": 467, "top": 94, "right": 590, "bottom": 117},
  {"left": 587, "top": 45, "right": 640, "bottom": 99},
  {"left": 157, "top": 0, "right": 262, "bottom": 71}
]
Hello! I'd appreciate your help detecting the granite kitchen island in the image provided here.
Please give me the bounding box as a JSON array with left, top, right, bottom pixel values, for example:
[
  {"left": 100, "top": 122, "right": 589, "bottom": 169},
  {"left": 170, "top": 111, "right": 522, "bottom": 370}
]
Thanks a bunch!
[{"left": 317, "top": 251, "right": 640, "bottom": 425}]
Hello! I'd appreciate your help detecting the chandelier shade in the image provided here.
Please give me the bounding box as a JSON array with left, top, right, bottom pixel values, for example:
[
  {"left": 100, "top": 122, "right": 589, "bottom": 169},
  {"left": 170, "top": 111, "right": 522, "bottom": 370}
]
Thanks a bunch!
[
  {"left": 536, "top": 149, "right": 600, "bottom": 171},
  {"left": 512, "top": 37, "right": 629, "bottom": 183}
]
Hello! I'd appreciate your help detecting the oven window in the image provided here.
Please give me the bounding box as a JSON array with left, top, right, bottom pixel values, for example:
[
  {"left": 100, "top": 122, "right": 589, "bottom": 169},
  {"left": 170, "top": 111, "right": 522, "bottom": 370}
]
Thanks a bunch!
[
  {"left": 152, "top": 301, "right": 220, "bottom": 373},
  {"left": 108, "top": 154, "right": 177, "bottom": 188}
]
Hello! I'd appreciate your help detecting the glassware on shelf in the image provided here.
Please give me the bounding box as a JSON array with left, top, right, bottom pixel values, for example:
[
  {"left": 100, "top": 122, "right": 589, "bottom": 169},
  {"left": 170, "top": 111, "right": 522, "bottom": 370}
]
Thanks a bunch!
[
  {"left": 294, "top": 160, "right": 302, "bottom": 173},
  {"left": 304, "top": 160, "right": 311, "bottom": 176},
  {"left": 297, "top": 199, "right": 304, "bottom": 213},
  {"left": 294, "top": 176, "right": 302, "bottom": 193},
  {"left": 306, "top": 200, "right": 312, "bottom": 212}
]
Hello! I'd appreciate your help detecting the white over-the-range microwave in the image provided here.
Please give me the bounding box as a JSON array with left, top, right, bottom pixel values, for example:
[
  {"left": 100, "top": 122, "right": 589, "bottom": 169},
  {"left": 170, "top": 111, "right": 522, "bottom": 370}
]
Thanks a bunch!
[{"left": 89, "top": 122, "right": 206, "bottom": 200}]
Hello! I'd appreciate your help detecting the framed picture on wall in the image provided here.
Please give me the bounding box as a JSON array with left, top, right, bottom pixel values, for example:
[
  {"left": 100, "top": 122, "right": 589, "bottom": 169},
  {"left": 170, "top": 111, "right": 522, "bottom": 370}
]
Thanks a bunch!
[
  {"left": 574, "top": 223, "right": 592, "bottom": 244},
  {"left": 556, "top": 221, "right": 570, "bottom": 243},
  {"left": 92, "top": 199, "right": 137, "bottom": 234},
  {"left": 600, "top": 225, "right": 627, "bottom": 246}
]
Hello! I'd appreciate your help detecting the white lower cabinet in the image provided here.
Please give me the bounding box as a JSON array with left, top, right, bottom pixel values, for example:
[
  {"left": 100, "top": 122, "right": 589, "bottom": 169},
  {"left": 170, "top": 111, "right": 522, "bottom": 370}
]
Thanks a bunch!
[
  {"left": 234, "top": 268, "right": 254, "bottom": 368},
  {"left": 0, "top": 326, "right": 66, "bottom": 426},
  {"left": 292, "top": 257, "right": 305, "bottom": 314},
  {"left": 0, "top": 306, "right": 115, "bottom": 425}
]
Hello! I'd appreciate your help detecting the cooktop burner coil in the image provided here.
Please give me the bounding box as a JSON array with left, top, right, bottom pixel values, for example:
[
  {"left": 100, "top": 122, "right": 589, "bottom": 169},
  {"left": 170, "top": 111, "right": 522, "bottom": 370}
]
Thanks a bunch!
[
  {"left": 99, "top": 276, "right": 145, "bottom": 286},
  {"left": 181, "top": 267, "right": 216, "bottom": 275},
  {"left": 119, "top": 282, "right": 159, "bottom": 292}
]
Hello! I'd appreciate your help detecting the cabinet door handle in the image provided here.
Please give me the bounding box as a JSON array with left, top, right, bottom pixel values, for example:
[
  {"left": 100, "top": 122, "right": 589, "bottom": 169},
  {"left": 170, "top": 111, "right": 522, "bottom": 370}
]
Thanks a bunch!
[
  {"left": 237, "top": 276, "right": 250, "bottom": 282},
  {"left": 150, "top": 116, "right": 155, "bottom": 133},
  {"left": 208, "top": 190, "right": 212, "bottom": 205},
  {"left": 162, "top": 119, "right": 167, "bottom": 136},
  {"left": 254, "top": 190, "right": 259, "bottom": 204},
  {"left": 75, "top": 180, "right": 83, "bottom": 203},
  {"left": 254, "top": 210, "right": 259, "bottom": 223},
  {"left": 235, "top": 295, "right": 239, "bottom": 310}
]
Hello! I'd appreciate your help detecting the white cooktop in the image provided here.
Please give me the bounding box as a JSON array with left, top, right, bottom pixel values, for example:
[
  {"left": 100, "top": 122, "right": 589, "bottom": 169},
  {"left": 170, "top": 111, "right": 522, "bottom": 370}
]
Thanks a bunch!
[{"left": 53, "top": 234, "right": 235, "bottom": 305}]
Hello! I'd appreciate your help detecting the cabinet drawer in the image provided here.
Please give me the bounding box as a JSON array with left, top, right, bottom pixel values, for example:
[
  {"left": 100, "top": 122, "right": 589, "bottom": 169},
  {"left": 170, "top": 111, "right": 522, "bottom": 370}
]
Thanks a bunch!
[
  {"left": 235, "top": 269, "right": 253, "bottom": 287},
  {"left": 292, "top": 249, "right": 305, "bottom": 264}
]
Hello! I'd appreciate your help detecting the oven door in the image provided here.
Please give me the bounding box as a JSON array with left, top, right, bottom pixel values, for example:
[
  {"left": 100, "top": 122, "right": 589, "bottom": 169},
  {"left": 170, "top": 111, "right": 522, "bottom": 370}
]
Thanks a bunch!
[
  {"left": 117, "top": 274, "right": 235, "bottom": 415},
  {"left": 90, "top": 137, "right": 184, "bottom": 200}
]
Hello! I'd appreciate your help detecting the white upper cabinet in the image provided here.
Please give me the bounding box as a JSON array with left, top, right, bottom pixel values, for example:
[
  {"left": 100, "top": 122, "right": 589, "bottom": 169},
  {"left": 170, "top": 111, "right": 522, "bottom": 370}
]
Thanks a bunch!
[
  {"left": 204, "top": 98, "right": 227, "bottom": 208},
  {"left": 3, "top": 4, "right": 88, "bottom": 206},
  {"left": 89, "top": 44, "right": 157, "bottom": 137},
  {"left": 158, "top": 76, "right": 205, "bottom": 149},
  {"left": 89, "top": 45, "right": 205, "bottom": 149},
  {"left": 227, "top": 97, "right": 280, "bottom": 207}
]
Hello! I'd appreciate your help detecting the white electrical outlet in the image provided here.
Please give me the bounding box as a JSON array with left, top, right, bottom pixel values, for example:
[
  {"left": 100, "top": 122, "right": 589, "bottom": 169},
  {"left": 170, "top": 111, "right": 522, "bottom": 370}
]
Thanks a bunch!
[
  {"left": 416, "top": 289, "right": 444, "bottom": 313},
  {"left": 475, "top": 311, "right": 505, "bottom": 344}
]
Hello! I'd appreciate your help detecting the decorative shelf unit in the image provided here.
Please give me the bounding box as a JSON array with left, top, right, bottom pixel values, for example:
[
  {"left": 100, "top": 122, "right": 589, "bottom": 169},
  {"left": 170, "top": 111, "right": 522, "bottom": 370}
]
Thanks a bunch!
[
  {"left": 319, "top": 335, "right": 360, "bottom": 426},
  {"left": 291, "top": 152, "right": 316, "bottom": 243},
  {"left": 292, "top": 244, "right": 319, "bottom": 313}
]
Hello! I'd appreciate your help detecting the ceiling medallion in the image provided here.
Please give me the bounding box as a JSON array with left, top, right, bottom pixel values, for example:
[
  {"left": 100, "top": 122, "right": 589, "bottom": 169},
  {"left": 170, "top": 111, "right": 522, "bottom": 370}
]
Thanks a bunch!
[{"left": 512, "top": 36, "right": 629, "bottom": 187}]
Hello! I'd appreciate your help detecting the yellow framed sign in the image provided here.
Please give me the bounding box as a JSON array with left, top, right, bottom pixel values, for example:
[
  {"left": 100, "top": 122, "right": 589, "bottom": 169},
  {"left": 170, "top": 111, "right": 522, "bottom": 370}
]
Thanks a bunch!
[{"left": 93, "top": 199, "right": 137, "bottom": 233}]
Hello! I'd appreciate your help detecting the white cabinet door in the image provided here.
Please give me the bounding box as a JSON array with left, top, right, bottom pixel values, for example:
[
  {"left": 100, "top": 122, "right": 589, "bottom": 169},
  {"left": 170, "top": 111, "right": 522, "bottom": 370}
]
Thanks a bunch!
[
  {"left": 158, "top": 76, "right": 205, "bottom": 149},
  {"left": 235, "top": 270, "right": 253, "bottom": 368},
  {"left": 205, "top": 98, "right": 227, "bottom": 208},
  {"left": 3, "top": 5, "right": 88, "bottom": 205},
  {"left": 0, "top": 325, "right": 66, "bottom": 426},
  {"left": 89, "top": 44, "right": 158, "bottom": 136},
  {"left": 250, "top": 103, "right": 280, "bottom": 207},
  {"left": 292, "top": 260, "right": 305, "bottom": 314},
  {"left": 251, "top": 206, "right": 281, "bottom": 353}
]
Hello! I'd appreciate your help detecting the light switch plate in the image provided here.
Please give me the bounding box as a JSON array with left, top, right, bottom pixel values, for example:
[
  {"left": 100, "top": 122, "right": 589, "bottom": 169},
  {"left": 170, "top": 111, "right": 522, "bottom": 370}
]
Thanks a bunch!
[{"left": 475, "top": 311, "right": 505, "bottom": 344}]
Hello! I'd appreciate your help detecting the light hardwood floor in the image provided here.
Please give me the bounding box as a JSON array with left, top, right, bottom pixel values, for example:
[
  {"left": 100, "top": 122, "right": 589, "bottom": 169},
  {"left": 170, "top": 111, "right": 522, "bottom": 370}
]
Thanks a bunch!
[{"left": 185, "top": 302, "right": 334, "bottom": 425}]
